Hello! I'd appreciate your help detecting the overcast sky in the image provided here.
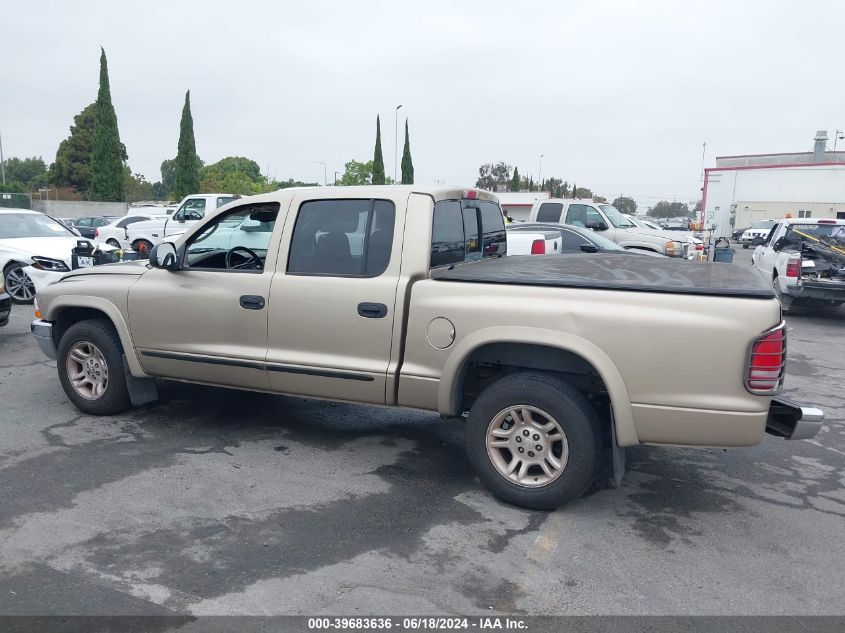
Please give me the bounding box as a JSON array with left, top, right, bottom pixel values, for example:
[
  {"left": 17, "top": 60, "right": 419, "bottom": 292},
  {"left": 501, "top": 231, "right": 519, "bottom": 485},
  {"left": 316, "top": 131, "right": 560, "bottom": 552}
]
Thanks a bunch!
[{"left": 2, "top": 0, "right": 843, "bottom": 209}]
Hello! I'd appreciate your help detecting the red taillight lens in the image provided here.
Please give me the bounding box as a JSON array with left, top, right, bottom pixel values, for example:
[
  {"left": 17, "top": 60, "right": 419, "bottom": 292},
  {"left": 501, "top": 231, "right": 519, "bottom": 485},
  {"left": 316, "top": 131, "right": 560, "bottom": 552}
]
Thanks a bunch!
[
  {"left": 785, "top": 257, "right": 800, "bottom": 278},
  {"left": 746, "top": 325, "right": 786, "bottom": 394},
  {"left": 95, "top": 228, "right": 100, "bottom": 237},
  {"left": 695, "top": 244, "right": 703, "bottom": 251},
  {"left": 462, "top": 190, "right": 478, "bottom": 199},
  {"left": 531, "top": 239, "right": 545, "bottom": 255}
]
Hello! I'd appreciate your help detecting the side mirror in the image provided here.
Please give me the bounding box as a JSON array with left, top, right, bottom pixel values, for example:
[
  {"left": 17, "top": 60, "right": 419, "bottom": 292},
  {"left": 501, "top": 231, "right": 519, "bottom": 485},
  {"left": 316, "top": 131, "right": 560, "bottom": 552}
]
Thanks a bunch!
[
  {"left": 750, "top": 236, "right": 765, "bottom": 246},
  {"left": 586, "top": 220, "right": 608, "bottom": 231},
  {"left": 580, "top": 243, "right": 599, "bottom": 253},
  {"left": 149, "top": 242, "right": 179, "bottom": 270}
]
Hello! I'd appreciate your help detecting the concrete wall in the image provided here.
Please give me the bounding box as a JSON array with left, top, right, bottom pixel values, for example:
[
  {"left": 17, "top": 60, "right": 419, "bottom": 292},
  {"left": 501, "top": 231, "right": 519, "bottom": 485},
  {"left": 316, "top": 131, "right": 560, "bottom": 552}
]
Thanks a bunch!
[
  {"left": 702, "top": 164, "right": 845, "bottom": 237},
  {"left": 30, "top": 199, "right": 128, "bottom": 219}
]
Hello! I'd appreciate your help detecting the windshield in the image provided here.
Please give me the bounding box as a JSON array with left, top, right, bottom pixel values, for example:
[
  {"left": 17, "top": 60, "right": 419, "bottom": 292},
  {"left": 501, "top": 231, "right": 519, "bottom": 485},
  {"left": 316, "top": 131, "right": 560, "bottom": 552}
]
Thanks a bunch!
[
  {"left": 0, "top": 213, "right": 75, "bottom": 239},
  {"left": 751, "top": 220, "right": 776, "bottom": 229},
  {"left": 598, "top": 204, "right": 635, "bottom": 228}
]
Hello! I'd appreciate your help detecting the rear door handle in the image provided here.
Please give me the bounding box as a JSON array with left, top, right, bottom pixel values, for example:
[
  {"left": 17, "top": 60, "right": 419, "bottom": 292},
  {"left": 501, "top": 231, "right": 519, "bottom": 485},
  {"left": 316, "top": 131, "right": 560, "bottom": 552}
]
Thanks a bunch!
[
  {"left": 357, "top": 302, "right": 388, "bottom": 318},
  {"left": 240, "top": 295, "right": 265, "bottom": 310}
]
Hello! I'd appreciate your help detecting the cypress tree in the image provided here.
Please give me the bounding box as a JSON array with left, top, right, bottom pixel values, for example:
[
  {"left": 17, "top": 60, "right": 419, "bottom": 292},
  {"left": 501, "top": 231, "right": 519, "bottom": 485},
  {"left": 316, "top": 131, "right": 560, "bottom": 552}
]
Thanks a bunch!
[
  {"left": 89, "top": 47, "right": 126, "bottom": 201},
  {"left": 572, "top": 182, "right": 578, "bottom": 198},
  {"left": 510, "top": 167, "right": 520, "bottom": 191},
  {"left": 174, "top": 90, "right": 200, "bottom": 198},
  {"left": 400, "top": 118, "right": 414, "bottom": 184},
  {"left": 372, "top": 115, "right": 385, "bottom": 184}
]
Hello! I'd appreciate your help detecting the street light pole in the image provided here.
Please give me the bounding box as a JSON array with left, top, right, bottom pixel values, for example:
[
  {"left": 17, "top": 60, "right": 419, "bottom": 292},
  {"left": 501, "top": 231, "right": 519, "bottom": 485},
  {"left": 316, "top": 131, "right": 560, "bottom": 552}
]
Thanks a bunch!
[
  {"left": 834, "top": 130, "right": 844, "bottom": 158},
  {"left": 394, "top": 104, "right": 403, "bottom": 182},
  {"left": 0, "top": 131, "right": 5, "bottom": 186},
  {"left": 537, "top": 154, "right": 544, "bottom": 188},
  {"left": 334, "top": 171, "right": 340, "bottom": 185},
  {"left": 314, "top": 161, "right": 327, "bottom": 186}
]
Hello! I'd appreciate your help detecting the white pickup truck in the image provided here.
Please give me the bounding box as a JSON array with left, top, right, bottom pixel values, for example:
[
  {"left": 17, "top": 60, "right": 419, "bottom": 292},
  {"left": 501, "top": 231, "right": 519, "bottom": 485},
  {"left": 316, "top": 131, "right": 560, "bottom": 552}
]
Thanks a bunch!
[
  {"left": 751, "top": 218, "right": 845, "bottom": 312},
  {"left": 528, "top": 199, "right": 689, "bottom": 258},
  {"left": 124, "top": 193, "right": 239, "bottom": 256}
]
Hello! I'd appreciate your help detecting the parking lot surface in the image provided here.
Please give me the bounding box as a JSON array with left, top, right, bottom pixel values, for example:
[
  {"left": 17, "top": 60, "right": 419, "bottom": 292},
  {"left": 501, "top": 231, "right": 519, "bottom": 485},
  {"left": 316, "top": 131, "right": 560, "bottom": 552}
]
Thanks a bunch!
[{"left": 0, "top": 251, "right": 843, "bottom": 616}]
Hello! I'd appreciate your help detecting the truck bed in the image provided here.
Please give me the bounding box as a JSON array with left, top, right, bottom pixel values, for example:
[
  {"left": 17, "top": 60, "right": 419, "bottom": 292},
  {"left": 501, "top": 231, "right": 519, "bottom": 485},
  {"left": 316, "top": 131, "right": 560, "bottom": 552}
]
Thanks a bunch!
[{"left": 432, "top": 253, "right": 774, "bottom": 298}]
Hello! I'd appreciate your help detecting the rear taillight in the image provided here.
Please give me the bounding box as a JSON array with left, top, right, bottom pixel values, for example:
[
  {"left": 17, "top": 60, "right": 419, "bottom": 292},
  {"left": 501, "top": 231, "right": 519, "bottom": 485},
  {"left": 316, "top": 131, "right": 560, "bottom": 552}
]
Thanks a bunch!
[
  {"left": 745, "top": 323, "right": 786, "bottom": 394},
  {"left": 95, "top": 228, "right": 100, "bottom": 237},
  {"left": 695, "top": 244, "right": 703, "bottom": 251},
  {"left": 785, "top": 257, "right": 800, "bottom": 278},
  {"left": 531, "top": 239, "right": 545, "bottom": 255}
]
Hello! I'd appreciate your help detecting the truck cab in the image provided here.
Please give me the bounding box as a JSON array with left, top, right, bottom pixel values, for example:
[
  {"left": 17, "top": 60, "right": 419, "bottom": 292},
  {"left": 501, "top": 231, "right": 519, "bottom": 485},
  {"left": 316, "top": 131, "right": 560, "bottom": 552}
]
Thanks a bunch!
[
  {"left": 124, "top": 193, "right": 239, "bottom": 255},
  {"left": 527, "top": 198, "right": 687, "bottom": 258}
]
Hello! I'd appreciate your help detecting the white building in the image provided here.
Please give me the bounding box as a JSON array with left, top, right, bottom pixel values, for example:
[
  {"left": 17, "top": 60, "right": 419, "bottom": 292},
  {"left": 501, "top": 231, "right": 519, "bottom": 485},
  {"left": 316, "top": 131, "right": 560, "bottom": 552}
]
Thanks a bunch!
[
  {"left": 702, "top": 131, "right": 845, "bottom": 237},
  {"left": 494, "top": 191, "right": 550, "bottom": 222}
]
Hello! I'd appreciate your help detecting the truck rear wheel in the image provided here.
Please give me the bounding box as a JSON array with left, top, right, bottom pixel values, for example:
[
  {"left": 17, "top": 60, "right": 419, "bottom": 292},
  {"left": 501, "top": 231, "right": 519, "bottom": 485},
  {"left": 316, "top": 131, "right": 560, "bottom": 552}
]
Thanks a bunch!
[
  {"left": 465, "top": 372, "right": 602, "bottom": 510},
  {"left": 57, "top": 318, "right": 131, "bottom": 415},
  {"left": 772, "top": 275, "right": 793, "bottom": 313}
]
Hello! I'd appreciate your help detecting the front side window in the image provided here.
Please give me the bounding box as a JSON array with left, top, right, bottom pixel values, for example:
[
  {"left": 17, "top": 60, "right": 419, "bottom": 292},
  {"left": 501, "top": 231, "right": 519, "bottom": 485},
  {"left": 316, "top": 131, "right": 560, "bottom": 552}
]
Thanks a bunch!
[
  {"left": 565, "top": 204, "right": 604, "bottom": 228},
  {"left": 536, "top": 202, "right": 563, "bottom": 223},
  {"left": 178, "top": 198, "right": 207, "bottom": 221},
  {"left": 75, "top": 218, "right": 92, "bottom": 227},
  {"left": 287, "top": 199, "right": 395, "bottom": 277},
  {"left": 185, "top": 202, "right": 280, "bottom": 271},
  {"left": 559, "top": 229, "right": 592, "bottom": 251},
  {"left": 430, "top": 200, "right": 506, "bottom": 267},
  {"left": 117, "top": 216, "right": 149, "bottom": 229},
  {"left": 217, "top": 196, "right": 238, "bottom": 208}
]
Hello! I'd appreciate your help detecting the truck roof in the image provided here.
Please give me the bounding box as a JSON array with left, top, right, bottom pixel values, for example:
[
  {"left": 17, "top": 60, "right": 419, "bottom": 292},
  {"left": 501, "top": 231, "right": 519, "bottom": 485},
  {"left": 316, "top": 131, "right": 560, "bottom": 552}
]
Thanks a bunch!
[
  {"left": 781, "top": 218, "right": 845, "bottom": 226},
  {"left": 234, "top": 185, "right": 501, "bottom": 205}
]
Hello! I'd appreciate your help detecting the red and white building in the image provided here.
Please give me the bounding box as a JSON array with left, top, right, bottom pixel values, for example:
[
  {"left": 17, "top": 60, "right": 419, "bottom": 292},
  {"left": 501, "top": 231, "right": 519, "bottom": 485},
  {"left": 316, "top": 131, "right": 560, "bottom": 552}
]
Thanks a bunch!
[{"left": 701, "top": 131, "right": 845, "bottom": 237}]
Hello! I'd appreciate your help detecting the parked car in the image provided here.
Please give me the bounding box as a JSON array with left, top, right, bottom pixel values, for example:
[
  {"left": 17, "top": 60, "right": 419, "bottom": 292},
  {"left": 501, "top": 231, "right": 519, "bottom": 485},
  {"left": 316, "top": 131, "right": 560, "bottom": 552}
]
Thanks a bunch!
[
  {"left": 30, "top": 186, "right": 823, "bottom": 510},
  {"left": 732, "top": 226, "right": 750, "bottom": 242},
  {"left": 528, "top": 199, "right": 689, "bottom": 258},
  {"left": 739, "top": 220, "right": 778, "bottom": 248},
  {"left": 509, "top": 222, "right": 665, "bottom": 256},
  {"left": 125, "top": 193, "right": 239, "bottom": 255},
  {"left": 750, "top": 218, "right": 845, "bottom": 312},
  {"left": 69, "top": 216, "right": 118, "bottom": 239},
  {"left": 0, "top": 208, "right": 113, "bottom": 303},
  {"left": 627, "top": 216, "right": 703, "bottom": 260},
  {"left": 505, "top": 225, "right": 562, "bottom": 255},
  {"left": 0, "top": 280, "right": 10, "bottom": 327},
  {"left": 95, "top": 213, "right": 169, "bottom": 248}
]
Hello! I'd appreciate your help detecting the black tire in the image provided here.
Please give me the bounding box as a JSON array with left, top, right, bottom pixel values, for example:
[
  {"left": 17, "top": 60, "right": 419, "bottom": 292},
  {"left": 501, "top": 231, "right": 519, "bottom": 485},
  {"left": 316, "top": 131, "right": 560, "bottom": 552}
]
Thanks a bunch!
[
  {"left": 3, "top": 262, "right": 36, "bottom": 304},
  {"left": 106, "top": 238, "right": 121, "bottom": 248},
  {"left": 465, "top": 372, "right": 602, "bottom": 510},
  {"left": 772, "top": 275, "right": 792, "bottom": 314},
  {"left": 57, "top": 318, "right": 131, "bottom": 415}
]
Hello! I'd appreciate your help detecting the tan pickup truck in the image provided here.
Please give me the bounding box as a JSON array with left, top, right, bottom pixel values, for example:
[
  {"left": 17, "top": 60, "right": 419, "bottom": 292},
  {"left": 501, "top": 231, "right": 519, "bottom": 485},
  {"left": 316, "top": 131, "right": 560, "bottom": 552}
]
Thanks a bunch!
[{"left": 30, "top": 186, "right": 823, "bottom": 509}]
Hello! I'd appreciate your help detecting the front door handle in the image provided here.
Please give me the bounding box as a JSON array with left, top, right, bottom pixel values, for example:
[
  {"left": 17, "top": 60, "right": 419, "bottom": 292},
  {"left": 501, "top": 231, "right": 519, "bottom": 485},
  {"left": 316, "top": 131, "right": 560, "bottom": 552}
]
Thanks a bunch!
[
  {"left": 240, "top": 295, "right": 265, "bottom": 310},
  {"left": 357, "top": 302, "right": 388, "bottom": 318}
]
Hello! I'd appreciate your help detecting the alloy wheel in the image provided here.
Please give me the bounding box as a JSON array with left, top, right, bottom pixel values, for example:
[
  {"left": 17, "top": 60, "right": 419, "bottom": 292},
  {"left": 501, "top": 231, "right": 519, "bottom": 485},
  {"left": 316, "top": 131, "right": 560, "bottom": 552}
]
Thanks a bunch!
[
  {"left": 5, "top": 266, "right": 35, "bottom": 302},
  {"left": 65, "top": 341, "right": 110, "bottom": 400}
]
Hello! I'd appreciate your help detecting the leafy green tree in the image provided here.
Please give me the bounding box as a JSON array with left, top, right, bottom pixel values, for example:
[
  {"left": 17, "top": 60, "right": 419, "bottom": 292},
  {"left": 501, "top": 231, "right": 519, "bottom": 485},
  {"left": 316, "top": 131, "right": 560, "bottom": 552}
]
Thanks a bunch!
[
  {"left": 561, "top": 181, "right": 569, "bottom": 198},
  {"left": 3, "top": 157, "right": 48, "bottom": 190},
  {"left": 647, "top": 200, "right": 692, "bottom": 219},
  {"left": 574, "top": 186, "right": 592, "bottom": 199},
  {"left": 571, "top": 182, "right": 577, "bottom": 198},
  {"left": 160, "top": 158, "right": 176, "bottom": 196},
  {"left": 124, "top": 168, "right": 156, "bottom": 202},
  {"left": 89, "top": 48, "right": 126, "bottom": 201},
  {"left": 509, "top": 167, "right": 520, "bottom": 192},
  {"left": 476, "top": 162, "right": 512, "bottom": 190},
  {"left": 372, "top": 116, "right": 386, "bottom": 185},
  {"left": 612, "top": 196, "right": 637, "bottom": 215},
  {"left": 174, "top": 90, "right": 200, "bottom": 198},
  {"left": 275, "top": 178, "right": 319, "bottom": 189},
  {"left": 339, "top": 159, "right": 374, "bottom": 185},
  {"left": 593, "top": 195, "right": 607, "bottom": 203},
  {"left": 400, "top": 119, "right": 414, "bottom": 184},
  {"left": 528, "top": 177, "right": 535, "bottom": 192},
  {"left": 692, "top": 199, "right": 702, "bottom": 214}
]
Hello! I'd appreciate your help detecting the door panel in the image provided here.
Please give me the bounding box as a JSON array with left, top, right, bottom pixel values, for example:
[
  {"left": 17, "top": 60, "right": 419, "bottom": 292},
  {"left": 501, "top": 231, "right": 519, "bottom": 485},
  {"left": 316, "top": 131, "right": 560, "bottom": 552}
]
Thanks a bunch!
[{"left": 265, "top": 194, "right": 406, "bottom": 404}]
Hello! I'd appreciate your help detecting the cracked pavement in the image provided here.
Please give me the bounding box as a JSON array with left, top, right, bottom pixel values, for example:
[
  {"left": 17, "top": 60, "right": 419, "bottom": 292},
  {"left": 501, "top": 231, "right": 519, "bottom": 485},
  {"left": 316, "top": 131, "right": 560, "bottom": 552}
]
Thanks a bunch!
[{"left": 0, "top": 258, "right": 843, "bottom": 616}]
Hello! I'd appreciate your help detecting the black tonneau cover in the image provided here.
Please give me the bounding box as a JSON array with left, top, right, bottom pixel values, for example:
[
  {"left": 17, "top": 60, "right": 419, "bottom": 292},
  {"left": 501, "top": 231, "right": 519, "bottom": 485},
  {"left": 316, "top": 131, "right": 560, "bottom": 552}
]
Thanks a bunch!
[{"left": 432, "top": 253, "right": 774, "bottom": 298}]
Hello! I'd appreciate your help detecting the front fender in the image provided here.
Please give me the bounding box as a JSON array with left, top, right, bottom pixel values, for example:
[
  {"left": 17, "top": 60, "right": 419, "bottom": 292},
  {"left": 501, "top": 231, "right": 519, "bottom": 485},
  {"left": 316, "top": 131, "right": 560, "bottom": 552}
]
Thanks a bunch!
[
  {"left": 44, "top": 295, "right": 148, "bottom": 378},
  {"left": 438, "top": 326, "right": 638, "bottom": 447}
]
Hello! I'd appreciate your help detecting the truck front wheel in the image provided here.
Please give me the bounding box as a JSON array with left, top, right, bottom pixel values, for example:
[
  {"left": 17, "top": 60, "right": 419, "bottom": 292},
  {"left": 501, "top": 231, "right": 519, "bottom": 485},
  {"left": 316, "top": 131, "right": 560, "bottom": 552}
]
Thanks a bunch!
[
  {"left": 465, "top": 372, "right": 602, "bottom": 510},
  {"left": 57, "top": 319, "right": 131, "bottom": 415}
]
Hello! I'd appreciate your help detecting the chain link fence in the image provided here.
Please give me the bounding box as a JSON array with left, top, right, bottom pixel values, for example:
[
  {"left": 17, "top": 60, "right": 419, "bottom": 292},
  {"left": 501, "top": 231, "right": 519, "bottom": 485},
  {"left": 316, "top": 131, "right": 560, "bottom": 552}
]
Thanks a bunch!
[{"left": 0, "top": 192, "right": 32, "bottom": 209}]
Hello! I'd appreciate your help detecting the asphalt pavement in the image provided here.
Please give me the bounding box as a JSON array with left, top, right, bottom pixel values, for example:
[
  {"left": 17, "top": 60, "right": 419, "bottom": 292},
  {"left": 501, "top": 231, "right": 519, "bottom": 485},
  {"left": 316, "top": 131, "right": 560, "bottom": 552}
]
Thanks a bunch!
[{"left": 0, "top": 252, "right": 842, "bottom": 617}]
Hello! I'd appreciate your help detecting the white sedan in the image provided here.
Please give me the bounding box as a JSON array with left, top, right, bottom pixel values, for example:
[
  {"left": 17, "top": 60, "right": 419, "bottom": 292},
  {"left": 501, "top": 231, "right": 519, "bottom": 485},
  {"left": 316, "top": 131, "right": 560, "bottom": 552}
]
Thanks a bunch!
[
  {"left": 0, "top": 208, "right": 113, "bottom": 303},
  {"left": 95, "top": 212, "right": 169, "bottom": 248}
]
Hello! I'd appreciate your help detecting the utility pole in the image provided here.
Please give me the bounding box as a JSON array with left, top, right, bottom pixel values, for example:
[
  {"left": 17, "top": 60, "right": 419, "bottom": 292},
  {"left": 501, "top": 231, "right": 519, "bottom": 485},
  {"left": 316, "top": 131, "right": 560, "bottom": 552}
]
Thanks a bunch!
[
  {"left": 700, "top": 142, "right": 706, "bottom": 182},
  {"left": 0, "top": 131, "right": 6, "bottom": 186},
  {"left": 394, "top": 104, "right": 403, "bottom": 182},
  {"left": 314, "top": 161, "right": 327, "bottom": 186},
  {"left": 537, "top": 154, "right": 544, "bottom": 188},
  {"left": 334, "top": 171, "right": 340, "bottom": 185}
]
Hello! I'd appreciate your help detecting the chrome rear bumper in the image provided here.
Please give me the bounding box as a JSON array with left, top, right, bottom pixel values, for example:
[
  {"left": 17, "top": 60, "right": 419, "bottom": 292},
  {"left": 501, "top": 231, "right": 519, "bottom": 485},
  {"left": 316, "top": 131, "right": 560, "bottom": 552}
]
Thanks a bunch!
[
  {"left": 31, "top": 319, "right": 57, "bottom": 360},
  {"left": 766, "top": 396, "right": 824, "bottom": 440}
]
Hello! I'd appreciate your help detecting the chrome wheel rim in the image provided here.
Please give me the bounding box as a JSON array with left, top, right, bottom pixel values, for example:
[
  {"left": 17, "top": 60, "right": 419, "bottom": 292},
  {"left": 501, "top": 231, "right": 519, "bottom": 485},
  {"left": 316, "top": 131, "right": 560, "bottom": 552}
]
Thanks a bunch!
[
  {"left": 5, "top": 266, "right": 35, "bottom": 302},
  {"left": 66, "top": 341, "right": 109, "bottom": 400},
  {"left": 486, "top": 405, "right": 569, "bottom": 488}
]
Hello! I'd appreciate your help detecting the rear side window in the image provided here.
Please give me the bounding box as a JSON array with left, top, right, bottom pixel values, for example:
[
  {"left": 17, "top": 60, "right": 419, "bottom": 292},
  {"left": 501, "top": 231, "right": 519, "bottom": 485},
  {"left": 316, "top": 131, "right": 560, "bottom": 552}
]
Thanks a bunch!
[
  {"left": 217, "top": 196, "right": 238, "bottom": 208},
  {"left": 116, "top": 216, "right": 148, "bottom": 228},
  {"left": 430, "top": 200, "right": 506, "bottom": 267},
  {"left": 559, "top": 229, "right": 591, "bottom": 251},
  {"left": 287, "top": 199, "right": 395, "bottom": 277},
  {"left": 536, "top": 202, "right": 563, "bottom": 223}
]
